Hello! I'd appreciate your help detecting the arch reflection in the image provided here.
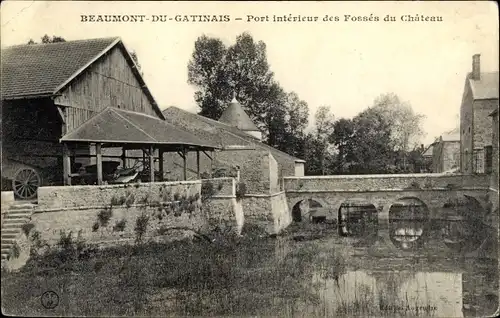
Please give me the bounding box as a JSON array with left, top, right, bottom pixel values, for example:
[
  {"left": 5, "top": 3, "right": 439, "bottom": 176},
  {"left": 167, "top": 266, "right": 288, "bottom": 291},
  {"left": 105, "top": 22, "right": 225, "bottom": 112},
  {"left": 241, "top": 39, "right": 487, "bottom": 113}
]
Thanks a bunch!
[
  {"left": 338, "top": 200, "right": 378, "bottom": 238},
  {"left": 441, "top": 195, "right": 487, "bottom": 252},
  {"left": 389, "top": 198, "right": 429, "bottom": 250}
]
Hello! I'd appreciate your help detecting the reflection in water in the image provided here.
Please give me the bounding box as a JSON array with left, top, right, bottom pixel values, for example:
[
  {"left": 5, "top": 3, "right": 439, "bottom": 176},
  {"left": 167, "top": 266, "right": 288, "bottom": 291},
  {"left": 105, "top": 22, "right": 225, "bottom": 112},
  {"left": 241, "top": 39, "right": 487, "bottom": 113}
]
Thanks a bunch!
[
  {"left": 338, "top": 201, "right": 378, "bottom": 238},
  {"left": 313, "top": 271, "right": 463, "bottom": 317},
  {"left": 389, "top": 198, "right": 429, "bottom": 250},
  {"left": 440, "top": 196, "right": 488, "bottom": 253}
]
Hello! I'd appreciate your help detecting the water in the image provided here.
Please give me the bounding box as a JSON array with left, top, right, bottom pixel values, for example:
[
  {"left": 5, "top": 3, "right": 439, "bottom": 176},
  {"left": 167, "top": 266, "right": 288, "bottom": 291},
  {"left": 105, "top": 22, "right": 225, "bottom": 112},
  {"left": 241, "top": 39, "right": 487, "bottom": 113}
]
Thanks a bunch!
[
  {"left": 2, "top": 204, "right": 498, "bottom": 317},
  {"left": 272, "top": 220, "right": 498, "bottom": 318}
]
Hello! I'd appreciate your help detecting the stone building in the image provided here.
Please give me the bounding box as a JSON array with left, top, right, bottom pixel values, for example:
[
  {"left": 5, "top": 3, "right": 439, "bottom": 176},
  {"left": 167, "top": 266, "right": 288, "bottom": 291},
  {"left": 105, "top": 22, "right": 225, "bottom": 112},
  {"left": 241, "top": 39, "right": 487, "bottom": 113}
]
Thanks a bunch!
[
  {"left": 431, "top": 127, "right": 460, "bottom": 173},
  {"left": 161, "top": 97, "right": 306, "bottom": 193},
  {"left": 488, "top": 107, "right": 499, "bottom": 193},
  {"left": 460, "top": 54, "right": 499, "bottom": 174}
]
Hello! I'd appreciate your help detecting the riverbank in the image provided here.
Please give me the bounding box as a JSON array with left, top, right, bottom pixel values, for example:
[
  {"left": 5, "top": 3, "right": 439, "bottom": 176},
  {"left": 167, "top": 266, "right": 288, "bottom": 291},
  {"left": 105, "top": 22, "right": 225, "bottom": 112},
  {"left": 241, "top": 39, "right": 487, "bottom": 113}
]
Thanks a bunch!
[{"left": 1, "top": 222, "right": 498, "bottom": 317}]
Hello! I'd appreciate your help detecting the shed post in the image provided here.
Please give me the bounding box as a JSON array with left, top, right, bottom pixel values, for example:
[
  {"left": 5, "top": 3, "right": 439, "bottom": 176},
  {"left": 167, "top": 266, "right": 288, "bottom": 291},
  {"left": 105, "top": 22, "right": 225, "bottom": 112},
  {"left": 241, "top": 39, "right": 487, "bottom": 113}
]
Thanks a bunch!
[
  {"left": 159, "top": 149, "right": 164, "bottom": 181},
  {"left": 63, "top": 143, "right": 72, "bottom": 186},
  {"left": 196, "top": 150, "right": 201, "bottom": 179},
  {"left": 96, "top": 143, "right": 103, "bottom": 185},
  {"left": 149, "top": 145, "right": 155, "bottom": 183},
  {"left": 121, "top": 148, "right": 127, "bottom": 168},
  {"left": 183, "top": 147, "right": 187, "bottom": 181}
]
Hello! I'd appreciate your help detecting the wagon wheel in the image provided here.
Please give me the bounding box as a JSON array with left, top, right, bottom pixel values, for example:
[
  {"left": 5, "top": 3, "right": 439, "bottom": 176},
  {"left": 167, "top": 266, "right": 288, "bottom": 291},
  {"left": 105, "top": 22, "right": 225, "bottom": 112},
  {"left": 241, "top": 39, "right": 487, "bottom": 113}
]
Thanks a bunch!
[{"left": 12, "top": 167, "right": 41, "bottom": 200}]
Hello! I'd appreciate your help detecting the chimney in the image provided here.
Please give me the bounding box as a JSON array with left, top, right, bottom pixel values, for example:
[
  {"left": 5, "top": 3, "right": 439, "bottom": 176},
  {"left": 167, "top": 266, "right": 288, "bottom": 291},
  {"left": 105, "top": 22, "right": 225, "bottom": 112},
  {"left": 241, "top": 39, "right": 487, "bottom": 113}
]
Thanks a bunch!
[{"left": 472, "top": 54, "right": 481, "bottom": 80}]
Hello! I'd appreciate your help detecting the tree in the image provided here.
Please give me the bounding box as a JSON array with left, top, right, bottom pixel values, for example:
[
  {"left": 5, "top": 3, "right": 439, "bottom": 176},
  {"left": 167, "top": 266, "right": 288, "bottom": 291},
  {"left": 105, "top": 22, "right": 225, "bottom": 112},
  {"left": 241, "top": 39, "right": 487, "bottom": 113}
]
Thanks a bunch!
[
  {"left": 331, "top": 118, "right": 355, "bottom": 173},
  {"left": 129, "top": 50, "right": 144, "bottom": 76},
  {"left": 348, "top": 107, "right": 394, "bottom": 174},
  {"left": 371, "top": 93, "right": 426, "bottom": 154},
  {"left": 312, "top": 106, "right": 336, "bottom": 175},
  {"left": 187, "top": 32, "right": 309, "bottom": 159},
  {"left": 27, "top": 34, "right": 66, "bottom": 44}
]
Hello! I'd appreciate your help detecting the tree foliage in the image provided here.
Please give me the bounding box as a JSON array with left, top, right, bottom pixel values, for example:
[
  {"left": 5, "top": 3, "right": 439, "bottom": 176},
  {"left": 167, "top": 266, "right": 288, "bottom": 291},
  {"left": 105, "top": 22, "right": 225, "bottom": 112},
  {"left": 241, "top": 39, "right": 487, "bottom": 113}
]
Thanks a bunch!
[
  {"left": 27, "top": 34, "right": 66, "bottom": 44},
  {"left": 187, "top": 32, "right": 309, "bottom": 155},
  {"left": 187, "top": 33, "right": 427, "bottom": 175}
]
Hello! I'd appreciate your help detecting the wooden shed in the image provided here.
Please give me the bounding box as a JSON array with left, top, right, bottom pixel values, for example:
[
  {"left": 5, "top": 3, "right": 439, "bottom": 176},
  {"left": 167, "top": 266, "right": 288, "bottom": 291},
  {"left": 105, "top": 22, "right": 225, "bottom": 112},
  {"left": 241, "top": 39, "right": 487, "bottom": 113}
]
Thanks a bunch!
[{"left": 1, "top": 37, "right": 218, "bottom": 199}]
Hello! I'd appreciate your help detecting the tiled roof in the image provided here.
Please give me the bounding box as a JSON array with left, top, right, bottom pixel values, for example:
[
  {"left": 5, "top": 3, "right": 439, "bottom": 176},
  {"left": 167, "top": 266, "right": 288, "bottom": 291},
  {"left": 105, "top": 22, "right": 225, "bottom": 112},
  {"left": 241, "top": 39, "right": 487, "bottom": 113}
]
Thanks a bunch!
[
  {"left": 441, "top": 127, "right": 460, "bottom": 142},
  {"left": 162, "top": 106, "right": 305, "bottom": 163},
  {"left": 469, "top": 72, "right": 499, "bottom": 100},
  {"left": 1, "top": 37, "right": 119, "bottom": 99},
  {"left": 61, "top": 107, "right": 219, "bottom": 149},
  {"left": 422, "top": 144, "right": 434, "bottom": 157},
  {"left": 218, "top": 97, "right": 260, "bottom": 131},
  {"left": 490, "top": 106, "right": 499, "bottom": 116}
]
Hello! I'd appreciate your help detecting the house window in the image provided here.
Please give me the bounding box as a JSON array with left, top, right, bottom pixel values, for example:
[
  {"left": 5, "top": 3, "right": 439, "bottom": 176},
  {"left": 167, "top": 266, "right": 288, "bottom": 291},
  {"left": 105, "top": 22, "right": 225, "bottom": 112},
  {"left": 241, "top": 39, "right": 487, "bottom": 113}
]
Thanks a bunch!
[
  {"left": 468, "top": 127, "right": 471, "bottom": 133},
  {"left": 485, "top": 146, "right": 493, "bottom": 174}
]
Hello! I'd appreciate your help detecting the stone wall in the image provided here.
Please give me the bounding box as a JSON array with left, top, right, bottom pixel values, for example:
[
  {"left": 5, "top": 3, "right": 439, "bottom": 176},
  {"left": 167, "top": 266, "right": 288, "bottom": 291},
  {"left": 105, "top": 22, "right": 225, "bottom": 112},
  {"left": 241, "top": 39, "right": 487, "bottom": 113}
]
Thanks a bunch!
[
  {"left": 491, "top": 112, "right": 499, "bottom": 192},
  {"left": 240, "top": 192, "right": 291, "bottom": 235},
  {"left": 283, "top": 173, "right": 490, "bottom": 192},
  {"left": 31, "top": 178, "right": 237, "bottom": 245},
  {"left": 473, "top": 99, "right": 498, "bottom": 149},
  {"left": 286, "top": 188, "right": 490, "bottom": 222},
  {"left": 269, "top": 153, "right": 279, "bottom": 193},
  {"left": 442, "top": 141, "right": 461, "bottom": 172},
  {"left": 460, "top": 82, "right": 474, "bottom": 173}
]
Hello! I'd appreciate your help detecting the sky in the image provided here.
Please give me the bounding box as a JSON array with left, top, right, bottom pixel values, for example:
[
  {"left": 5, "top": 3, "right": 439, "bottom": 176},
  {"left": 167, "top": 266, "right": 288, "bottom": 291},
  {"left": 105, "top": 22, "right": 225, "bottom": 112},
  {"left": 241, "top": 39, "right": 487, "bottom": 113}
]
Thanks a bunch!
[{"left": 1, "top": 1, "right": 498, "bottom": 145}]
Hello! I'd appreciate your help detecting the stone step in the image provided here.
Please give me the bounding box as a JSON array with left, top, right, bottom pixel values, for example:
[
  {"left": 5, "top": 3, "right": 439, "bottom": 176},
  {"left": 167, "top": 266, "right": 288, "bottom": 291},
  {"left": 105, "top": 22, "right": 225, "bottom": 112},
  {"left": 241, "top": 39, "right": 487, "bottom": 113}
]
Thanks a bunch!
[
  {"left": 1, "top": 233, "right": 20, "bottom": 239},
  {"left": 2, "top": 214, "right": 31, "bottom": 221},
  {"left": 1, "top": 238, "right": 16, "bottom": 245},
  {"left": 1, "top": 228, "right": 21, "bottom": 234},
  {"left": 1, "top": 223, "right": 27, "bottom": 229},
  {"left": 3, "top": 209, "right": 34, "bottom": 214},
  {"left": 9, "top": 203, "right": 37, "bottom": 210}
]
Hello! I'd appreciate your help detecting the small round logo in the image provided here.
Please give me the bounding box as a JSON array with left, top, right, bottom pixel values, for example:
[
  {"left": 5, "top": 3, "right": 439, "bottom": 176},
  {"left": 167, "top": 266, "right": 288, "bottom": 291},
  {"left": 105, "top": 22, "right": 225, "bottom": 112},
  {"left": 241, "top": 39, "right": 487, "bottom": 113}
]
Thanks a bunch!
[{"left": 41, "top": 291, "right": 59, "bottom": 309}]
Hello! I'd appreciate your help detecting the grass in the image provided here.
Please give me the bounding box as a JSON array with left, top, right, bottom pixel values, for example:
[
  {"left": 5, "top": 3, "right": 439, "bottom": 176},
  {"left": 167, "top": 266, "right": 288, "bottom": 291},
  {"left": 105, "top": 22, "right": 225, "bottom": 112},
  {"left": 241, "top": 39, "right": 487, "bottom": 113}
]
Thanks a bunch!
[
  {"left": 1, "top": 225, "right": 346, "bottom": 317},
  {"left": 1, "top": 221, "right": 498, "bottom": 317}
]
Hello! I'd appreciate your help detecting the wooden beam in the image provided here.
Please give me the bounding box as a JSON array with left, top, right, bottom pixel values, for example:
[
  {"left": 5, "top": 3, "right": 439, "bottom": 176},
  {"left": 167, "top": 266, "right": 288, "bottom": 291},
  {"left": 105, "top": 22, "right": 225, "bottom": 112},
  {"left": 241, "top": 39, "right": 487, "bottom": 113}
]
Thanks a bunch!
[
  {"left": 56, "top": 106, "right": 66, "bottom": 123},
  {"left": 149, "top": 145, "right": 155, "bottom": 183},
  {"left": 159, "top": 149, "right": 164, "bottom": 181},
  {"left": 202, "top": 150, "right": 213, "bottom": 160},
  {"left": 196, "top": 150, "right": 201, "bottom": 179},
  {"left": 183, "top": 147, "right": 187, "bottom": 181},
  {"left": 62, "top": 144, "right": 72, "bottom": 186},
  {"left": 121, "top": 148, "right": 127, "bottom": 168},
  {"left": 96, "top": 143, "right": 103, "bottom": 185}
]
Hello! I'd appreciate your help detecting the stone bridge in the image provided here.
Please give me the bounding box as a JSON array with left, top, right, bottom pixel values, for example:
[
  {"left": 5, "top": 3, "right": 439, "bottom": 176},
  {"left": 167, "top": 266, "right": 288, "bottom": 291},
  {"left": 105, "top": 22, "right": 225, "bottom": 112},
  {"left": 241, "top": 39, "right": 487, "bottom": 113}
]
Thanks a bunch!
[{"left": 283, "top": 173, "right": 492, "bottom": 222}]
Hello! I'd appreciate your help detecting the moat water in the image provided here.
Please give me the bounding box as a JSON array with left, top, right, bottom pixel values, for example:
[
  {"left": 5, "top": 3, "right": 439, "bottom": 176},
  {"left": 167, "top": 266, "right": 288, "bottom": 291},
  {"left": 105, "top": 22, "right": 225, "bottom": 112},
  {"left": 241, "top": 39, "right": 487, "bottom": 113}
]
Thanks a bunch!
[
  {"left": 2, "top": 208, "right": 498, "bottom": 317},
  {"left": 271, "top": 221, "right": 499, "bottom": 317}
]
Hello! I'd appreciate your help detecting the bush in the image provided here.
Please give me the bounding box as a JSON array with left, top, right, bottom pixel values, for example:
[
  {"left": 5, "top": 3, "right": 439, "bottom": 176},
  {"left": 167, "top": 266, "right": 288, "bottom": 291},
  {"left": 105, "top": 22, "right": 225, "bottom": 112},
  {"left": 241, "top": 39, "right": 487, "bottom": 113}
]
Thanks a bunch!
[
  {"left": 113, "top": 218, "right": 127, "bottom": 232},
  {"left": 97, "top": 206, "right": 113, "bottom": 226},
  {"left": 110, "top": 195, "right": 126, "bottom": 206},
  {"left": 7, "top": 241, "right": 20, "bottom": 260},
  {"left": 21, "top": 223, "right": 35, "bottom": 237},
  {"left": 201, "top": 181, "right": 216, "bottom": 202},
  {"left": 134, "top": 214, "right": 149, "bottom": 243},
  {"left": 236, "top": 182, "right": 247, "bottom": 201}
]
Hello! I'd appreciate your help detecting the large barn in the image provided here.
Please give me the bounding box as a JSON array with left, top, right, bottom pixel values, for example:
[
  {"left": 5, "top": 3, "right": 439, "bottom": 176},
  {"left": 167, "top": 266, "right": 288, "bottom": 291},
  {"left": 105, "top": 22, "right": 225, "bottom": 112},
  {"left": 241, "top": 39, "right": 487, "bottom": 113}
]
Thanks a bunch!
[{"left": 1, "top": 37, "right": 218, "bottom": 199}]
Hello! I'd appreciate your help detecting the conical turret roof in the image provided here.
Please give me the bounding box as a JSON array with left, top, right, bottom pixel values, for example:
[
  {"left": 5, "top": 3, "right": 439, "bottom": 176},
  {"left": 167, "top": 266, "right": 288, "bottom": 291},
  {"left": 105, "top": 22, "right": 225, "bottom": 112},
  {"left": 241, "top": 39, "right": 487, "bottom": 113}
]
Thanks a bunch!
[{"left": 218, "top": 96, "right": 260, "bottom": 132}]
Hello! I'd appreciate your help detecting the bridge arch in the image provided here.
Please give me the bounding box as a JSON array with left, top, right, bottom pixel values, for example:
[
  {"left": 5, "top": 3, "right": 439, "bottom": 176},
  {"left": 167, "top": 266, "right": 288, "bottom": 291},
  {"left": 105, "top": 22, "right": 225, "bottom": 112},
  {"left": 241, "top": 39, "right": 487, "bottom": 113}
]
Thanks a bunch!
[
  {"left": 290, "top": 198, "right": 329, "bottom": 222},
  {"left": 338, "top": 199, "right": 378, "bottom": 237},
  {"left": 388, "top": 197, "right": 430, "bottom": 251},
  {"left": 440, "top": 194, "right": 489, "bottom": 252}
]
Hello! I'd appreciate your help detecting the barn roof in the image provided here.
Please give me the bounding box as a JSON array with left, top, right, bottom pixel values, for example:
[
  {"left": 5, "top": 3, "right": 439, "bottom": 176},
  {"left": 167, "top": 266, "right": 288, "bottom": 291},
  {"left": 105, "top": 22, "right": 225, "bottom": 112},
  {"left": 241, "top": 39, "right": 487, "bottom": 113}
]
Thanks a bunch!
[
  {"left": 469, "top": 72, "right": 499, "bottom": 100},
  {"left": 218, "top": 97, "right": 260, "bottom": 131},
  {"left": 1, "top": 37, "right": 163, "bottom": 118},
  {"left": 162, "top": 106, "right": 305, "bottom": 163},
  {"left": 61, "top": 107, "right": 219, "bottom": 150}
]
